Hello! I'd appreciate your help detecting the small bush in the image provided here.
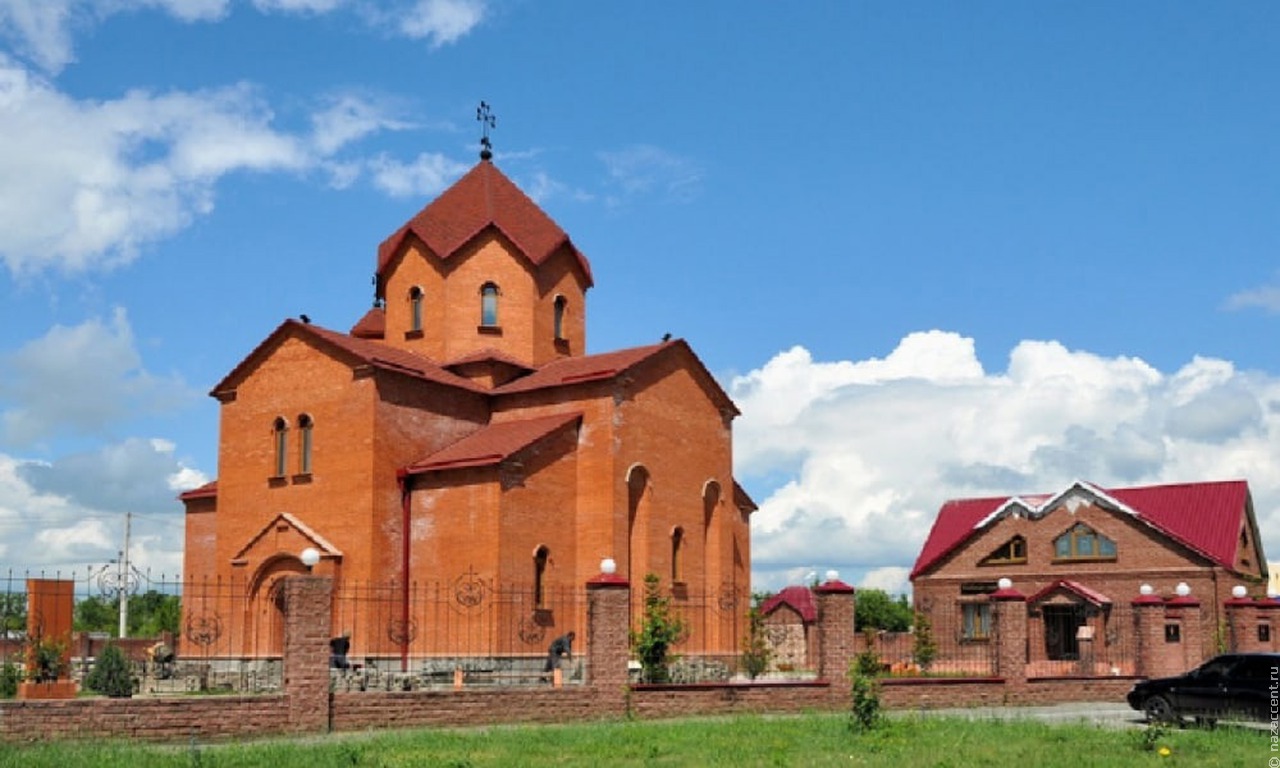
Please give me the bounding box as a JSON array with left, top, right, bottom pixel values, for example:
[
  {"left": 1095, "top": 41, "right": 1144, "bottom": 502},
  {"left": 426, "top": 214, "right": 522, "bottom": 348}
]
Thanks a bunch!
[
  {"left": 86, "top": 643, "right": 134, "bottom": 698},
  {"left": 849, "top": 670, "right": 882, "bottom": 732},
  {"left": 0, "top": 660, "right": 19, "bottom": 698}
]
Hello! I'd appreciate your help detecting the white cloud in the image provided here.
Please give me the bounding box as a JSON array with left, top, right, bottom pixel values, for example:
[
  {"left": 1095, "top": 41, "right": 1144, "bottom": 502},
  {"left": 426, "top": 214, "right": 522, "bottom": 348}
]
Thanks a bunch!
[
  {"left": 0, "top": 57, "right": 417, "bottom": 274},
  {"left": 1225, "top": 279, "right": 1280, "bottom": 314},
  {"left": 598, "top": 144, "right": 702, "bottom": 205},
  {"left": 252, "top": 0, "right": 343, "bottom": 12},
  {"left": 0, "top": 308, "right": 196, "bottom": 445},
  {"left": 733, "top": 332, "right": 1280, "bottom": 594},
  {"left": 0, "top": 0, "right": 75, "bottom": 72},
  {"left": 310, "top": 93, "right": 410, "bottom": 155},
  {"left": 0, "top": 442, "right": 197, "bottom": 575},
  {"left": 397, "top": 0, "right": 485, "bottom": 46},
  {"left": 0, "top": 0, "right": 229, "bottom": 73},
  {"left": 369, "top": 151, "right": 468, "bottom": 198}
]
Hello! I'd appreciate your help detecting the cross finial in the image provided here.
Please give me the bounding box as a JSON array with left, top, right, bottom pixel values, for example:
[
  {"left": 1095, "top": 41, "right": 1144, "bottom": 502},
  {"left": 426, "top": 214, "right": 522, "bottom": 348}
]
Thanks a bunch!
[{"left": 476, "top": 101, "right": 496, "bottom": 161}]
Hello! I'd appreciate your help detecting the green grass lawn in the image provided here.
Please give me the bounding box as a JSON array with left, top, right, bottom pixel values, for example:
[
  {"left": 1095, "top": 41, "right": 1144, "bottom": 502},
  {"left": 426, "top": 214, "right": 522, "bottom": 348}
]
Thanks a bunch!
[{"left": 0, "top": 713, "right": 1265, "bottom": 767}]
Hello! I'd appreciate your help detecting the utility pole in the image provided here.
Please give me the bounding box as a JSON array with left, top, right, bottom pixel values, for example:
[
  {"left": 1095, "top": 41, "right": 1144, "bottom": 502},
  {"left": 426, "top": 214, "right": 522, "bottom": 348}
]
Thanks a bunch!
[{"left": 118, "top": 512, "right": 131, "bottom": 638}]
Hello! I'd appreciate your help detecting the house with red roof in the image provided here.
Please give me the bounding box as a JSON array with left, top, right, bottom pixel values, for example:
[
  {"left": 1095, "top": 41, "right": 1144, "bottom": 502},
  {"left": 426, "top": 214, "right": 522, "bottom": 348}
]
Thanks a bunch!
[
  {"left": 910, "top": 479, "right": 1267, "bottom": 675},
  {"left": 180, "top": 156, "right": 754, "bottom": 661}
]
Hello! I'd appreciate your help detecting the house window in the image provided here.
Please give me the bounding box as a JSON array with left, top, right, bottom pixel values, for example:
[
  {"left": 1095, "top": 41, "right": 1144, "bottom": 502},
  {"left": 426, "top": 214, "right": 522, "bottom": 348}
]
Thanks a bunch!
[
  {"left": 1053, "top": 524, "right": 1117, "bottom": 561},
  {"left": 297, "top": 414, "right": 313, "bottom": 475},
  {"left": 409, "top": 286, "right": 424, "bottom": 332},
  {"left": 961, "top": 603, "right": 991, "bottom": 641},
  {"left": 480, "top": 283, "right": 500, "bottom": 327},
  {"left": 671, "top": 526, "right": 684, "bottom": 584},
  {"left": 1165, "top": 623, "right": 1181, "bottom": 643},
  {"left": 534, "top": 546, "right": 549, "bottom": 608},
  {"left": 1261, "top": 625, "right": 1271, "bottom": 643},
  {"left": 980, "top": 535, "right": 1027, "bottom": 566},
  {"left": 272, "top": 417, "right": 288, "bottom": 477},
  {"left": 553, "top": 295, "right": 567, "bottom": 340}
]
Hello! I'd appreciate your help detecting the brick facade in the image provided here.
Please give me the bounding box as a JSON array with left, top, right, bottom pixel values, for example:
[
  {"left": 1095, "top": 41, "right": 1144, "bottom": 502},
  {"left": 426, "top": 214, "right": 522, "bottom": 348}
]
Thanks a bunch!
[{"left": 180, "top": 159, "right": 753, "bottom": 662}]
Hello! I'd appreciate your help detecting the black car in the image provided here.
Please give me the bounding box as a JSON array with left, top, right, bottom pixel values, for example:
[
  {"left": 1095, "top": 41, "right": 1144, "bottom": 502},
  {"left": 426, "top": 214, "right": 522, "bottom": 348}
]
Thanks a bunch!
[{"left": 1127, "top": 653, "right": 1279, "bottom": 725}]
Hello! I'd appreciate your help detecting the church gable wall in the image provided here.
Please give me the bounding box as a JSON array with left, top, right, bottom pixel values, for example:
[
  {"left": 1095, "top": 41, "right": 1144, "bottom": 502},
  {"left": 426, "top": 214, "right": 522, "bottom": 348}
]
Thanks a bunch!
[
  {"left": 615, "top": 353, "right": 741, "bottom": 601},
  {"left": 216, "top": 335, "right": 378, "bottom": 576},
  {"left": 380, "top": 240, "right": 447, "bottom": 357}
]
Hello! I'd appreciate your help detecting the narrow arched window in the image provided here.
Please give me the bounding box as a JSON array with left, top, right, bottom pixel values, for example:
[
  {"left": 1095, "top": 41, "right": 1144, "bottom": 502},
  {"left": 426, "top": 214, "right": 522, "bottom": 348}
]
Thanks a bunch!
[
  {"left": 534, "top": 545, "right": 550, "bottom": 608},
  {"left": 480, "top": 282, "right": 500, "bottom": 327},
  {"left": 297, "top": 414, "right": 313, "bottom": 475},
  {"left": 408, "top": 286, "right": 424, "bottom": 332},
  {"left": 272, "top": 417, "right": 288, "bottom": 477},
  {"left": 553, "top": 295, "right": 567, "bottom": 340},
  {"left": 671, "top": 526, "right": 684, "bottom": 583}
]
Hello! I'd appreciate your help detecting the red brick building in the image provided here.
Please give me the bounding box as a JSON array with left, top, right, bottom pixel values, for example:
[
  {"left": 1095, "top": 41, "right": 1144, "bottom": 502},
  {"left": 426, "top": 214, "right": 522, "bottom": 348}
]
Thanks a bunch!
[
  {"left": 910, "top": 479, "right": 1267, "bottom": 675},
  {"left": 180, "top": 158, "right": 754, "bottom": 660}
]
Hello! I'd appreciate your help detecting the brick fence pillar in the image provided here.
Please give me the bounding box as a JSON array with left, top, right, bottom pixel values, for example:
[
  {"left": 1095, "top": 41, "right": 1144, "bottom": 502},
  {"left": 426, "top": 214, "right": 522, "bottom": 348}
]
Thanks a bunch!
[
  {"left": 813, "top": 576, "right": 856, "bottom": 687},
  {"left": 586, "top": 564, "right": 630, "bottom": 712},
  {"left": 989, "top": 583, "right": 1026, "bottom": 691},
  {"left": 1166, "top": 593, "right": 1202, "bottom": 673},
  {"left": 1225, "top": 598, "right": 1257, "bottom": 653},
  {"left": 282, "top": 574, "right": 333, "bottom": 734},
  {"left": 1132, "top": 591, "right": 1166, "bottom": 678}
]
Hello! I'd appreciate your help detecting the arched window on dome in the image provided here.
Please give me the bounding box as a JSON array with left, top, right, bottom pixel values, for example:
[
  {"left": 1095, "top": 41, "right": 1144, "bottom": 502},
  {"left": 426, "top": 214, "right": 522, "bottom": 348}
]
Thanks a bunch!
[
  {"left": 480, "top": 282, "right": 500, "bottom": 327},
  {"left": 408, "top": 286, "right": 424, "bottom": 333},
  {"left": 671, "top": 526, "right": 685, "bottom": 584},
  {"left": 553, "top": 295, "right": 567, "bottom": 341}
]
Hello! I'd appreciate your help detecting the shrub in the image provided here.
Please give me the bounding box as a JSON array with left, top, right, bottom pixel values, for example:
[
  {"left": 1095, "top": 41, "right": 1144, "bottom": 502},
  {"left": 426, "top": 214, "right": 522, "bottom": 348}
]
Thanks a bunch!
[
  {"left": 86, "top": 643, "right": 134, "bottom": 698},
  {"left": 0, "top": 661, "right": 19, "bottom": 698},
  {"left": 740, "top": 605, "right": 771, "bottom": 680},
  {"left": 848, "top": 667, "right": 882, "bottom": 732},
  {"left": 629, "top": 573, "right": 687, "bottom": 683},
  {"left": 27, "top": 633, "right": 69, "bottom": 682}
]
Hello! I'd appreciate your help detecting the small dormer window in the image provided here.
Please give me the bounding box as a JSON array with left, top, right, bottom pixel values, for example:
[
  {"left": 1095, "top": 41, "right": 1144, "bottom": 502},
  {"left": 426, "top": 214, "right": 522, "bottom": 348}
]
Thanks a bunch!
[
  {"left": 553, "top": 295, "right": 567, "bottom": 340},
  {"left": 408, "top": 286, "right": 424, "bottom": 333},
  {"left": 480, "top": 282, "right": 500, "bottom": 327}
]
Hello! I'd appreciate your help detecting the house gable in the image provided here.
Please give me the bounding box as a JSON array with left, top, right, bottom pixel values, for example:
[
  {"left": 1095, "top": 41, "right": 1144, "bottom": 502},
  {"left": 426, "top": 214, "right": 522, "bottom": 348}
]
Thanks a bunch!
[{"left": 913, "top": 479, "right": 1258, "bottom": 580}]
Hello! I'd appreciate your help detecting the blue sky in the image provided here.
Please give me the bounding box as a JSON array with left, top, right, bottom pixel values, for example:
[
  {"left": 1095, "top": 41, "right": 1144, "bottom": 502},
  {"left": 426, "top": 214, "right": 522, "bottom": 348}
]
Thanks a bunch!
[{"left": 1, "top": 1, "right": 1277, "bottom": 595}]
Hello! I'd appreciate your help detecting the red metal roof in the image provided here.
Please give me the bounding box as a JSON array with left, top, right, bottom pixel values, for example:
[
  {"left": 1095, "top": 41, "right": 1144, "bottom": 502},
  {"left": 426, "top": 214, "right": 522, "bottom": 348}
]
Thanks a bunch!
[
  {"left": 911, "top": 479, "right": 1253, "bottom": 579},
  {"left": 403, "top": 411, "right": 582, "bottom": 474},
  {"left": 761, "top": 585, "right": 817, "bottom": 623},
  {"left": 376, "top": 160, "right": 593, "bottom": 287},
  {"left": 1028, "top": 579, "right": 1112, "bottom": 606}
]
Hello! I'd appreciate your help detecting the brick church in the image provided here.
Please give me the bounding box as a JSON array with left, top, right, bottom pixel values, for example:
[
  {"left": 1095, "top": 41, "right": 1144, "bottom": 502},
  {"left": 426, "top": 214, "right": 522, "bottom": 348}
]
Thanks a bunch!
[{"left": 180, "top": 155, "right": 754, "bottom": 661}]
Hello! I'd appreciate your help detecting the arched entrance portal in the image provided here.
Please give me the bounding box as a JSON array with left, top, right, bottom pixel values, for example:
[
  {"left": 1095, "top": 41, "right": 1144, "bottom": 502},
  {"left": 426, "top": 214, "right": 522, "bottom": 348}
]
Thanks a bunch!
[{"left": 246, "top": 555, "right": 310, "bottom": 657}]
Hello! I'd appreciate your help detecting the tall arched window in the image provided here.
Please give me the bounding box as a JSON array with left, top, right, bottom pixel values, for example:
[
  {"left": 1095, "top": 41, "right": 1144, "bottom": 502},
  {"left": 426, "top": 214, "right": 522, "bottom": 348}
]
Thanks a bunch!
[
  {"left": 297, "top": 414, "right": 313, "bottom": 474},
  {"left": 272, "top": 417, "right": 288, "bottom": 477},
  {"left": 480, "top": 282, "right": 500, "bottom": 327},
  {"left": 671, "top": 526, "right": 685, "bottom": 584},
  {"left": 553, "top": 295, "right": 567, "bottom": 340},
  {"left": 534, "top": 545, "right": 550, "bottom": 608},
  {"left": 408, "top": 286, "right": 424, "bottom": 332}
]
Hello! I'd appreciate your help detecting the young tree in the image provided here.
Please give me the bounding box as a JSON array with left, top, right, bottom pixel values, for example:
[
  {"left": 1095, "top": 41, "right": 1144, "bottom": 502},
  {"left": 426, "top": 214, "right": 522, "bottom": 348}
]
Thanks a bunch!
[
  {"left": 912, "top": 611, "right": 937, "bottom": 672},
  {"left": 629, "top": 573, "right": 687, "bottom": 683},
  {"left": 85, "top": 643, "right": 134, "bottom": 698},
  {"left": 740, "top": 603, "right": 772, "bottom": 680}
]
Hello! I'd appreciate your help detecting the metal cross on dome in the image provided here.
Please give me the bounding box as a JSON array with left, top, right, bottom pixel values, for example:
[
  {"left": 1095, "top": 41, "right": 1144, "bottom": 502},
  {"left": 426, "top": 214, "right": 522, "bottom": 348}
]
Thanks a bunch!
[{"left": 477, "top": 101, "right": 496, "bottom": 160}]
